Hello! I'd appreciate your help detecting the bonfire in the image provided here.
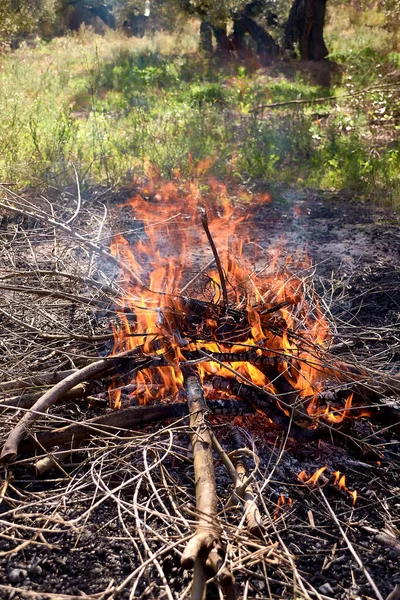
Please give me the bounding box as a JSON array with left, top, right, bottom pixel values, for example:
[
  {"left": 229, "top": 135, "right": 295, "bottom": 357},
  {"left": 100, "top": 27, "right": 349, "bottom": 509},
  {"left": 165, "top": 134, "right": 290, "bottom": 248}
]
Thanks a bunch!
[{"left": 0, "top": 179, "right": 399, "bottom": 600}]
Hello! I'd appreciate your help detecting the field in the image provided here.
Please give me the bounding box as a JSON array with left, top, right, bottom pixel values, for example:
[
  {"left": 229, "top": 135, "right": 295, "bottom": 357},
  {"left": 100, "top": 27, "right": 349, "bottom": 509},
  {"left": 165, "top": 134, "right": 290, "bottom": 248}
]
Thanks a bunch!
[{"left": 0, "top": 5, "right": 399, "bottom": 203}]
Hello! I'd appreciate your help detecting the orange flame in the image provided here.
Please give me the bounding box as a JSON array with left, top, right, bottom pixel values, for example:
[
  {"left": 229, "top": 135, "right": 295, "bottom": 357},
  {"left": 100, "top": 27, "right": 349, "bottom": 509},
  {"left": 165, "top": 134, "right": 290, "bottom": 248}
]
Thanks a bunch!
[
  {"left": 332, "top": 471, "right": 357, "bottom": 504},
  {"left": 298, "top": 466, "right": 327, "bottom": 486},
  {"left": 274, "top": 494, "right": 293, "bottom": 519},
  {"left": 107, "top": 174, "right": 370, "bottom": 427}
]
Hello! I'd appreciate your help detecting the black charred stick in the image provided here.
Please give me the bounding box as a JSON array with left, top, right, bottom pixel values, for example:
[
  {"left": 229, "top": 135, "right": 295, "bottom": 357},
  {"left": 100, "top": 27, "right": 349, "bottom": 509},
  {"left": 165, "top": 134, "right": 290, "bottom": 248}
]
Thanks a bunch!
[
  {"left": 134, "top": 350, "right": 286, "bottom": 369},
  {"left": 183, "top": 350, "right": 286, "bottom": 365},
  {"left": 200, "top": 209, "right": 229, "bottom": 310},
  {"left": 212, "top": 376, "right": 316, "bottom": 441}
]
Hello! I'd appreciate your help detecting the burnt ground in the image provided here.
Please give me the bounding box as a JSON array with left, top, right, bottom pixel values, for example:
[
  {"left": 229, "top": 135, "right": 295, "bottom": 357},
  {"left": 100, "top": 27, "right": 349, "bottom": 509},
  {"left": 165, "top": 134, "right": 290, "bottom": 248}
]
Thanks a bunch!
[{"left": 0, "top": 185, "right": 399, "bottom": 600}]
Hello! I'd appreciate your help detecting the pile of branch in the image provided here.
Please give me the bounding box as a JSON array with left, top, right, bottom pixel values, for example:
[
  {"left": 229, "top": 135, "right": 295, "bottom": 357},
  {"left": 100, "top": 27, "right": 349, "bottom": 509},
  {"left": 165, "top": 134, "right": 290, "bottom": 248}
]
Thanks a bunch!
[{"left": 1, "top": 186, "right": 399, "bottom": 600}]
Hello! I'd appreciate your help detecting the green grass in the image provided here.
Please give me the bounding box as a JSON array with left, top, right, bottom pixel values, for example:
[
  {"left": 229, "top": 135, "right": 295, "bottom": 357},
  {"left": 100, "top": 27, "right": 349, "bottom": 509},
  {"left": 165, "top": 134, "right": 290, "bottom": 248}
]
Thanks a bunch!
[{"left": 0, "top": 13, "right": 399, "bottom": 204}]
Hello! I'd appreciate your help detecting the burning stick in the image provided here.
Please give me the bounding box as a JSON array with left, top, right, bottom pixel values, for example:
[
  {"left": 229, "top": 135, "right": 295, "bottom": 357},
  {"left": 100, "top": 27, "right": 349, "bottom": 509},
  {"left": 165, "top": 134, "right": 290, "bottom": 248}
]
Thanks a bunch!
[
  {"left": 200, "top": 209, "right": 229, "bottom": 309},
  {"left": 181, "top": 368, "right": 236, "bottom": 600}
]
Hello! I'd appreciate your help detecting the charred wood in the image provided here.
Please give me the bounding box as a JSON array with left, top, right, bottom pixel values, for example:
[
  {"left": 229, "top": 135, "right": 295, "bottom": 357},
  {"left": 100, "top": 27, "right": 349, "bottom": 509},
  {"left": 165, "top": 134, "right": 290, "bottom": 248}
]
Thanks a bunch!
[{"left": 212, "top": 376, "right": 316, "bottom": 440}]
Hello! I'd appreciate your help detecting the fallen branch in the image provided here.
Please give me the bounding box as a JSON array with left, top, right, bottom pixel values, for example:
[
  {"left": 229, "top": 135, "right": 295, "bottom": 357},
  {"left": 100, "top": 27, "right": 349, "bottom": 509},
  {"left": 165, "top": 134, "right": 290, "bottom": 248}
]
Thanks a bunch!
[
  {"left": 0, "top": 381, "right": 105, "bottom": 411},
  {"left": 181, "top": 369, "right": 236, "bottom": 600},
  {"left": 0, "top": 348, "right": 142, "bottom": 463},
  {"left": 0, "top": 370, "right": 77, "bottom": 393},
  {"left": 252, "top": 82, "right": 400, "bottom": 112},
  {"left": 18, "top": 399, "right": 254, "bottom": 454}
]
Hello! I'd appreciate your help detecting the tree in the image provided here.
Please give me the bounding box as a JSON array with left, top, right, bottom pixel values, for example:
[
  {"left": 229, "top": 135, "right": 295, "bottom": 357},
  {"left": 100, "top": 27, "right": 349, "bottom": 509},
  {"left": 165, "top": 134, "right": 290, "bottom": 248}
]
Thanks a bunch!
[
  {"left": 231, "top": 2, "right": 279, "bottom": 63},
  {"left": 284, "top": 0, "right": 328, "bottom": 61},
  {"left": 0, "top": 0, "right": 61, "bottom": 40}
]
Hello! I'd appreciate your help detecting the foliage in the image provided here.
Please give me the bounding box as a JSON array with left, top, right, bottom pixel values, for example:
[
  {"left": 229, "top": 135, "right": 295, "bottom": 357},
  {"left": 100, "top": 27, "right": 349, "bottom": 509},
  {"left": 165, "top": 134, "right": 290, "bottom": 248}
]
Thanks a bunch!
[
  {"left": 0, "top": 0, "right": 61, "bottom": 40},
  {"left": 0, "top": 7, "right": 399, "bottom": 204}
]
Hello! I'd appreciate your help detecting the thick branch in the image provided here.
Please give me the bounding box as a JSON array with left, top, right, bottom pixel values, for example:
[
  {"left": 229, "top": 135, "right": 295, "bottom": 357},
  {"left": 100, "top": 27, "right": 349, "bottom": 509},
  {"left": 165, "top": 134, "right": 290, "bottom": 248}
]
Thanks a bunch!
[
  {"left": 19, "top": 399, "right": 254, "bottom": 454},
  {"left": 181, "top": 369, "right": 236, "bottom": 599},
  {"left": 0, "top": 348, "right": 141, "bottom": 463}
]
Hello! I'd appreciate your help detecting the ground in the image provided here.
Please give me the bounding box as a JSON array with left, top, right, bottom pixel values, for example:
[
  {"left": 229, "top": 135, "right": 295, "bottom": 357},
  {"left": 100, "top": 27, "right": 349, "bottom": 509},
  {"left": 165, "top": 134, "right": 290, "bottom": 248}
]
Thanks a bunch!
[{"left": 0, "top": 185, "right": 399, "bottom": 600}]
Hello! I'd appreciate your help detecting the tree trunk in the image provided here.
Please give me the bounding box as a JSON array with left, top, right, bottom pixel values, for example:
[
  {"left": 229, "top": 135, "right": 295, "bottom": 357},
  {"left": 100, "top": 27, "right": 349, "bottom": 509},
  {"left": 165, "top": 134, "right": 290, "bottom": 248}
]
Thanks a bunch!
[
  {"left": 200, "top": 21, "right": 213, "bottom": 54},
  {"left": 285, "top": 0, "right": 328, "bottom": 61},
  {"left": 213, "top": 23, "right": 230, "bottom": 55},
  {"left": 232, "top": 14, "right": 279, "bottom": 64}
]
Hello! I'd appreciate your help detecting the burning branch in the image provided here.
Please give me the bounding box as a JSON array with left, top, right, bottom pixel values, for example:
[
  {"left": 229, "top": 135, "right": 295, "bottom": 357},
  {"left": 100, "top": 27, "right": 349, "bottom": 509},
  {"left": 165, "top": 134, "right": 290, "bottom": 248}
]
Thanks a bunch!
[{"left": 200, "top": 208, "right": 229, "bottom": 309}]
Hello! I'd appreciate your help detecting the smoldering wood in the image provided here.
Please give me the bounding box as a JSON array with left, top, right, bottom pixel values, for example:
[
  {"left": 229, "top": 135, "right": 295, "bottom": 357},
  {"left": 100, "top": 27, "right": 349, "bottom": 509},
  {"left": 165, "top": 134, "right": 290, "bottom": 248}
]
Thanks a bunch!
[{"left": 212, "top": 376, "right": 317, "bottom": 440}]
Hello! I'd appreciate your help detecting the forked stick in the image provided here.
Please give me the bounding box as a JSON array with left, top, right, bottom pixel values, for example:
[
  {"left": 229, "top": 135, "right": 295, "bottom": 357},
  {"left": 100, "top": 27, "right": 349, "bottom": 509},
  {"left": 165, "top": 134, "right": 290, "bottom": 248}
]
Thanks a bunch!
[
  {"left": 181, "top": 369, "right": 236, "bottom": 600},
  {"left": 210, "top": 430, "right": 264, "bottom": 538}
]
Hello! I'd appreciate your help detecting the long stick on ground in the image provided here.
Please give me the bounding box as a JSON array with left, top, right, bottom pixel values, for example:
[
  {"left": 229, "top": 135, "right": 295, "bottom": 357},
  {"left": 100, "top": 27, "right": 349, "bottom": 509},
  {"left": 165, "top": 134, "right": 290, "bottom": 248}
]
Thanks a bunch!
[
  {"left": 181, "top": 369, "right": 236, "bottom": 600},
  {"left": 0, "top": 349, "right": 141, "bottom": 463},
  {"left": 18, "top": 399, "right": 254, "bottom": 454}
]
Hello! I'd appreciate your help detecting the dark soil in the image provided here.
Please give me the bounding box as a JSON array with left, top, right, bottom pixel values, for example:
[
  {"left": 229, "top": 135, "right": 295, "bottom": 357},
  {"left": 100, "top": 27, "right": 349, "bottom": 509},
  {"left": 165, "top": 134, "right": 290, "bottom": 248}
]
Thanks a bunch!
[{"left": 0, "top": 186, "right": 399, "bottom": 600}]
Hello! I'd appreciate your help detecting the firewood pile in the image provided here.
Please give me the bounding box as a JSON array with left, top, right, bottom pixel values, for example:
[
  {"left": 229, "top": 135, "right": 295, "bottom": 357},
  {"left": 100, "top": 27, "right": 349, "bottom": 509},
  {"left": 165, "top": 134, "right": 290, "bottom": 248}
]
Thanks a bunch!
[{"left": 0, "top": 181, "right": 399, "bottom": 600}]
